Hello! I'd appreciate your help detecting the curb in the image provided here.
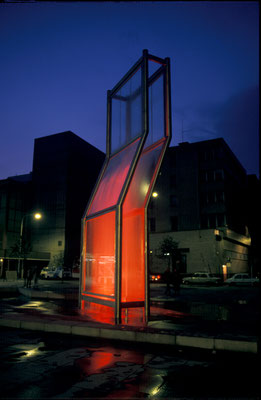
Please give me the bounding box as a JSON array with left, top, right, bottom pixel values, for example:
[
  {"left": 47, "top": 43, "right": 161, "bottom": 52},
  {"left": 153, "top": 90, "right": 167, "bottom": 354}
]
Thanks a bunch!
[
  {"left": 17, "top": 287, "right": 78, "bottom": 300},
  {"left": 0, "top": 316, "right": 258, "bottom": 354}
]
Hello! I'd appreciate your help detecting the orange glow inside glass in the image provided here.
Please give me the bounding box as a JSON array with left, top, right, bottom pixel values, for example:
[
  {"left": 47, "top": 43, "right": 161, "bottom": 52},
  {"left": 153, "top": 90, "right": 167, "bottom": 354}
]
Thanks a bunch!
[
  {"left": 84, "top": 211, "right": 116, "bottom": 297},
  {"left": 81, "top": 57, "right": 171, "bottom": 325},
  {"left": 121, "top": 138, "right": 166, "bottom": 304},
  {"left": 121, "top": 207, "right": 145, "bottom": 303},
  {"left": 87, "top": 139, "right": 140, "bottom": 216}
]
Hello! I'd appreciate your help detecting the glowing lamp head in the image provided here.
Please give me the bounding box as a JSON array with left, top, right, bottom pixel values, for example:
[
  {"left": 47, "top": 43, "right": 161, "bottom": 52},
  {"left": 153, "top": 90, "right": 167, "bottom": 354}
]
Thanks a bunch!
[
  {"left": 152, "top": 192, "right": 158, "bottom": 198},
  {"left": 34, "top": 213, "right": 42, "bottom": 220}
]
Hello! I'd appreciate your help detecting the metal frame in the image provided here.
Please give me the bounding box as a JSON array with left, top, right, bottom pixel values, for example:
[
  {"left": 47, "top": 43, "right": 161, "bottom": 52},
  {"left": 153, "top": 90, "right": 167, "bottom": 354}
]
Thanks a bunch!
[{"left": 80, "top": 50, "right": 172, "bottom": 324}]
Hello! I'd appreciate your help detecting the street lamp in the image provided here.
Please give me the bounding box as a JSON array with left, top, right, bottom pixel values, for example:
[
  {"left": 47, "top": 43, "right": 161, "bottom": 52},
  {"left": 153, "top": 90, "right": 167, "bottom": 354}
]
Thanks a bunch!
[{"left": 18, "top": 212, "right": 42, "bottom": 278}]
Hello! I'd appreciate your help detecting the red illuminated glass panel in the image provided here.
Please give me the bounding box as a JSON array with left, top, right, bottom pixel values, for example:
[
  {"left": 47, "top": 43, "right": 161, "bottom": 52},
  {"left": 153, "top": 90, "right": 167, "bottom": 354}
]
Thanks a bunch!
[
  {"left": 81, "top": 51, "right": 171, "bottom": 326},
  {"left": 121, "top": 208, "right": 145, "bottom": 303},
  {"left": 83, "top": 211, "right": 115, "bottom": 297},
  {"left": 87, "top": 139, "right": 140, "bottom": 216},
  {"left": 123, "top": 140, "right": 165, "bottom": 211},
  {"left": 121, "top": 139, "right": 166, "bottom": 303}
]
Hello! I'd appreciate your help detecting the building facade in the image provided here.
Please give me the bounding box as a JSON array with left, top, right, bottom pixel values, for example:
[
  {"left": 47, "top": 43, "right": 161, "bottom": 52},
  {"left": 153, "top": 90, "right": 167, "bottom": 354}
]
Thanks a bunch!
[
  {"left": 0, "top": 131, "right": 105, "bottom": 278},
  {"left": 148, "top": 138, "right": 252, "bottom": 278},
  {"left": 1, "top": 134, "right": 257, "bottom": 281}
]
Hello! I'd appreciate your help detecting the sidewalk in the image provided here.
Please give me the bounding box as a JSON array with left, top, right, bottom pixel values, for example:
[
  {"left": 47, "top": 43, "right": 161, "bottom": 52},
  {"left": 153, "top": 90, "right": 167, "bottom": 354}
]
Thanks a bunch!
[{"left": 0, "top": 279, "right": 259, "bottom": 354}]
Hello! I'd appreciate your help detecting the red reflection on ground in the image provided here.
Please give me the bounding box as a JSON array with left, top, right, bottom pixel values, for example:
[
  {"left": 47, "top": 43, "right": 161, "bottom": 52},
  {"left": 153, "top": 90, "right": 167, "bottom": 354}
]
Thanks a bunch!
[
  {"left": 121, "top": 307, "right": 146, "bottom": 326},
  {"left": 150, "top": 306, "right": 193, "bottom": 319},
  {"left": 76, "top": 351, "right": 115, "bottom": 376},
  {"left": 76, "top": 347, "right": 145, "bottom": 378},
  {"left": 81, "top": 302, "right": 115, "bottom": 325}
]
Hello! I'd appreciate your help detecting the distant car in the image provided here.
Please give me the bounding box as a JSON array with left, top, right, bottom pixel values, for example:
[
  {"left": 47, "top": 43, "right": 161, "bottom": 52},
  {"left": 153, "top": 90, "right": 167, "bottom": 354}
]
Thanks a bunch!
[
  {"left": 150, "top": 274, "right": 162, "bottom": 282},
  {"left": 40, "top": 267, "right": 56, "bottom": 279},
  {"left": 225, "top": 273, "right": 259, "bottom": 287},
  {"left": 72, "top": 266, "right": 80, "bottom": 279},
  {"left": 182, "top": 272, "right": 222, "bottom": 286},
  {"left": 40, "top": 266, "right": 71, "bottom": 280}
]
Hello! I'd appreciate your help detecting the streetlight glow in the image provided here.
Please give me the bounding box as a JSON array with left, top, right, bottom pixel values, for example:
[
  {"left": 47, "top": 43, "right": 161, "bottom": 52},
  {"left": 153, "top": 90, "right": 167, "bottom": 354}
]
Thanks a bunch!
[
  {"left": 152, "top": 192, "right": 158, "bottom": 198},
  {"left": 17, "top": 212, "right": 43, "bottom": 278}
]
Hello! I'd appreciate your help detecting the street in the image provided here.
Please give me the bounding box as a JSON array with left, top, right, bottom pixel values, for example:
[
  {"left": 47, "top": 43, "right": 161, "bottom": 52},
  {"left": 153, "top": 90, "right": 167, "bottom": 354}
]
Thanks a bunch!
[{"left": 0, "top": 327, "right": 259, "bottom": 399}]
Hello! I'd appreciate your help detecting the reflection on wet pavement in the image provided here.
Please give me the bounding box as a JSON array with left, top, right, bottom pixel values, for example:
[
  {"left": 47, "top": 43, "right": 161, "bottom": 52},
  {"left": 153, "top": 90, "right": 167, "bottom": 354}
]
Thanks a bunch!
[{"left": 0, "top": 327, "right": 259, "bottom": 399}]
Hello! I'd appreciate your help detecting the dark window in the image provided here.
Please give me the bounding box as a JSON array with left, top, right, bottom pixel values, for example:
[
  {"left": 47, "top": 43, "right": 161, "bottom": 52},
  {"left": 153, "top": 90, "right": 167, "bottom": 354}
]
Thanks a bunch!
[
  {"left": 170, "top": 153, "right": 176, "bottom": 167},
  {"left": 208, "top": 192, "right": 215, "bottom": 204},
  {"left": 200, "top": 193, "right": 208, "bottom": 206},
  {"left": 204, "top": 150, "right": 215, "bottom": 161},
  {"left": 170, "top": 216, "right": 178, "bottom": 231},
  {"left": 206, "top": 170, "right": 215, "bottom": 182},
  {"left": 215, "top": 169, "right": 224, "bottom": 181},
  {"left": 149, "top": 218, "right": 155, "bottom": 232},
  {"left": 170, "top": 195, "right": 178, "bottom": 207},
  {"left": 170, "top": 174, "right": 177, "bottom": 188},
  {"left": 200, "top": 171, "right": 207, "bottom": 183},
  {"left": 217, "top": 213, "right": 225, "bottom": 227},
  {"left": 209, "top": 214, "right": 216, "bottom": 228},
  {"left": 58, "top": 240, "right": 62, "bottom": 246},
  {"left": 216, "top": 191, "right": 224, "bottom": 203},
  {"left": 201, "top": 215, "right": 208, "bottom": 229}
]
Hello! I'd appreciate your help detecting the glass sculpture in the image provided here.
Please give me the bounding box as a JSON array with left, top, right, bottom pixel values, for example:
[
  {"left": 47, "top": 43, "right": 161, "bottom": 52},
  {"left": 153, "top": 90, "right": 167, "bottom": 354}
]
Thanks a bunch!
[{"left": 80, "top": 50, "right": 172, "bottom": 324}]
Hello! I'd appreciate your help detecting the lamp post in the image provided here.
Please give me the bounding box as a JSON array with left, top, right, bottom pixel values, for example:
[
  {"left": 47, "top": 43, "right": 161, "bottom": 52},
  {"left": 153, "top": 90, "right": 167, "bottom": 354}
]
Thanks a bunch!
[{"left": 18, "top": 212, "right": 42, "bottom": 279}]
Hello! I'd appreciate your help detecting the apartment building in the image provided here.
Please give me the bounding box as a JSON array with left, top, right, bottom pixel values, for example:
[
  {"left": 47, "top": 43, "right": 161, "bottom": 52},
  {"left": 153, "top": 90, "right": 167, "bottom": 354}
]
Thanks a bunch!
[{"left": 148, "top": 138, "right": 252, "bottom": 277}]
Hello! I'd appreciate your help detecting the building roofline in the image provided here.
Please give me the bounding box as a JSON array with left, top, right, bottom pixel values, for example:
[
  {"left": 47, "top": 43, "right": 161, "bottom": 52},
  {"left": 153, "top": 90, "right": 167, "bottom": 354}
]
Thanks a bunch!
[
  {"left": 34, "top": 130, "right": 105, "bottom": 156},
  {"left": 169, "top": 138, "right": 246, "bottom": 174}
]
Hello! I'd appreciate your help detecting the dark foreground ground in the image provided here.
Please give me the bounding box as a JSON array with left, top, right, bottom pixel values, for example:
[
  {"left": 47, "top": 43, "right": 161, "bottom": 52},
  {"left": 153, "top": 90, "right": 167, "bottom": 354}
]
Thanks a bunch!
[{"left": 0, "top": 327, "right": 259, "bottom": 399}]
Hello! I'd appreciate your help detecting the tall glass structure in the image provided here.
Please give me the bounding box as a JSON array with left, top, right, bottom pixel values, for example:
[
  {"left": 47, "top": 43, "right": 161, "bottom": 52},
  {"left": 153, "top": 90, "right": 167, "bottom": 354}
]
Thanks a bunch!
[{"left": 80, "top": 50, "right": 172, "bottom": 324}]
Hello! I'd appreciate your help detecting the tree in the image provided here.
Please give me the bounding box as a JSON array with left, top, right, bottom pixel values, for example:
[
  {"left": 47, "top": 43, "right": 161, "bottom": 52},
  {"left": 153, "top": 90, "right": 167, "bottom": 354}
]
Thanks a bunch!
[
  {"left": 10, "top": 239, "right": 32, "bottom": 278},
  {"left": 157, "top": 236, "right": 180, "bottom": 272},
  {"left": 52, "top": 253, "right": 64, "bottom": 268}
]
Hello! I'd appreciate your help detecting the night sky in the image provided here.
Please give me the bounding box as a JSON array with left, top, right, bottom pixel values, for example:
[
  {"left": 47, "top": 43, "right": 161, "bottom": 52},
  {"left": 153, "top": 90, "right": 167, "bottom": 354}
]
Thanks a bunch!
[{"left": 0, "top": 2, "right": 259, "bottom": 180}]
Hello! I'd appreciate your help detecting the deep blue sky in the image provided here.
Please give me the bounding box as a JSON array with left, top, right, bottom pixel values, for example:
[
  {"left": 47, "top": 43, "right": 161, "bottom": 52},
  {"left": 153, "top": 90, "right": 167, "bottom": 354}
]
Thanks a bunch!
[{"left": 0, "top": 2, "right": 259, "bottom": 179}]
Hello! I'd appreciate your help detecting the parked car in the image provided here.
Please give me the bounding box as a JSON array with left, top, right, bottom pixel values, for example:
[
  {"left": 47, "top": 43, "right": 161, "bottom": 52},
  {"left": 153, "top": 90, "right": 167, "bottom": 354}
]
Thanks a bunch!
[
  {"left": 182, "top": 272, "right": 222, "bottom": 286},
  {"left": 40, "top": 266, "right": 56, "bottom": 279},
  {"left": 225, "top": 273, "right": 259, "bottom": 287},
  {"left": 72, "top": 266, "right": 80, "bottom": 279},
  {"left": 58, "top": 267, "right": 72, "bottom": 280},
  {"left": 150, "top": 274, "right": 162, "bottom": 282},
  {"left": 40, "top": 266, "right": 71, "bottom": 280}
]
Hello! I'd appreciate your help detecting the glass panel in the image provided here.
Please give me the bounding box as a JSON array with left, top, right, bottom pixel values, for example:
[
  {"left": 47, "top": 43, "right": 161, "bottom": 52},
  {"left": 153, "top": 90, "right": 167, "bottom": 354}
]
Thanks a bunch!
[
  {"left": 121, "top": 138, "right": 167, "bottom": 303},
  {"left": 121, "top": 208, "right": 145, "bottom": 303},
  {"left": 87, "top": 139, "right": 140, "bottom": 216},
  {"left": 121, "top": 65, "right": 168, "bottom": 305},
  {"left": 148, "top": 58, "right": 163, "bottom": 78},
  {"left": 83, "top": 211, "right": 115, "bottom": 297},
  {"left": 147, "top": 73, "right": 165, "bottom": 148},
  {"left": 122, "top": 142, "right": 165, "bottom": 212},
  {"left": 111, "top": 67, "right": 142, "bottom": 154}
]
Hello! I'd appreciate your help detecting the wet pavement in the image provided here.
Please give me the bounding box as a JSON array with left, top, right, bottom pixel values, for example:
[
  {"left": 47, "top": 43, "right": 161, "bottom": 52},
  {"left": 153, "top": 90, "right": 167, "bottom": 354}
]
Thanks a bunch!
[
  {"left": 0, "top": 327, "right": 259, "bottom": 399},
  {"left": 0, "top": 279, "right": 260, "bottom": 354}
]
